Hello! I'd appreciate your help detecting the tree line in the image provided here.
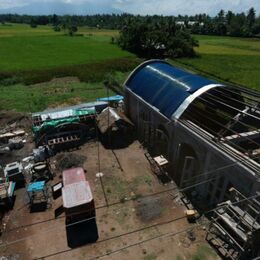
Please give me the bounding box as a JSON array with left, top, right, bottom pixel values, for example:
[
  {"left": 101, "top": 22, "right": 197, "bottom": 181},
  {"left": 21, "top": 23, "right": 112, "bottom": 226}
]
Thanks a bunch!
[
  {"left": 0, "top": 8, "right": 259, "bottom": 59},
  {"left": 0, "top": 8, "right": 259, "bottom": 37},
  {"left": 116, "top": 16, "right": 198, "bottom": 58},
  {"left": 189, "top": 8, "right": 259, "bottom": 37}
]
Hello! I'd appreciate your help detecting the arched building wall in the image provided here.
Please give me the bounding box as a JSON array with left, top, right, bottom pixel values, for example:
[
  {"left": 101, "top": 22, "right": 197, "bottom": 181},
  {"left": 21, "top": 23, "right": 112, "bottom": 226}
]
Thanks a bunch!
[{"left": 124, "top": 60, "right": 260, "bottom": 208}]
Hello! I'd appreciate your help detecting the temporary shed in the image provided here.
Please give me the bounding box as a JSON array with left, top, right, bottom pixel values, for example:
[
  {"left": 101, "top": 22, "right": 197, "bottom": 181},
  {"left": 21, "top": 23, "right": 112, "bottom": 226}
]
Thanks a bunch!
[
  {"left": 32, "top": 102, "right": 108, "bottom": 149},
  {"left": 96, "top": 107, "right": 134, "bottom": 148}
]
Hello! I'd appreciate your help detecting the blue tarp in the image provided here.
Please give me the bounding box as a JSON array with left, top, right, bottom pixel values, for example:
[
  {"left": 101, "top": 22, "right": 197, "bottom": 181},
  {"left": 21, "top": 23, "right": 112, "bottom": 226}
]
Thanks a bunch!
[
  {"left": 27, "top": 181, "right": 45, "bottom": 192},
  {"left": 125, "top": 61, "right": 216, "bottom": 119},
  {"left": 97, "top": 95, "right": 124, "bottom": 102}
]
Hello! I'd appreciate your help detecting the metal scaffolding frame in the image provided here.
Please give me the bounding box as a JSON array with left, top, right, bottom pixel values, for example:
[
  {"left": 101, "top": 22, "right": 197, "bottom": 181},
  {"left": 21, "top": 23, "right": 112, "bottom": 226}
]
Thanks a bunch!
[
  {"left": 206, "top": 188, "right": 260, "bottom": 259},
  {"left": 181, "top": 85, "right": 260, "bottom": 166}
]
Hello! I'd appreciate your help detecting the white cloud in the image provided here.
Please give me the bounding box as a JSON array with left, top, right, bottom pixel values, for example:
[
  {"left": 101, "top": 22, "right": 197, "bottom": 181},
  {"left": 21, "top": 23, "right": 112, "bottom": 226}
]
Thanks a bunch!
[
  {"left": 0, "top": 0, "right": 28, "bottom": 9},
  {"left": 112, "top": 0, "right": 260, "bottom": 15},
  {"left": 0, "top": 0, "right": 259, "bottom": 15}
]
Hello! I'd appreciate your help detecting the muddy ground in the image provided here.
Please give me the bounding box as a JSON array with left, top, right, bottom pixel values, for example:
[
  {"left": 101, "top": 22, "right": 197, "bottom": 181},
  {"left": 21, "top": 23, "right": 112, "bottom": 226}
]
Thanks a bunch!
[{"left": 0, "top": 112, "right": 218, "bottom": 260}]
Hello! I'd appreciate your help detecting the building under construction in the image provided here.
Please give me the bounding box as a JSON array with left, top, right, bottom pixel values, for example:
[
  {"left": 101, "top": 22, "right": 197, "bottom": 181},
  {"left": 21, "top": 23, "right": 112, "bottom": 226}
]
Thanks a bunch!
[
  {"left": 124, "top": 60, "right": 260, "bottom": 257},
  {"left": 124, "top": 60, "right": 260, "bottom": 206}
]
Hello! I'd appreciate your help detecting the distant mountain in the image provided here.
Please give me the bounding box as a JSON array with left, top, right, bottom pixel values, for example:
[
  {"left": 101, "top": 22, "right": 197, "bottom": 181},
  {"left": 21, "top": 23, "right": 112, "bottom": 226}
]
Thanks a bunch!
[{"left": 0, "top": 2, "right": 122, "bottom": 15}]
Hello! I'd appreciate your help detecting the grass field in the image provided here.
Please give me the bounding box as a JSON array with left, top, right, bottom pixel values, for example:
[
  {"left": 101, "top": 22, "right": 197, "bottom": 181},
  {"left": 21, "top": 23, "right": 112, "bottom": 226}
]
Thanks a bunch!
[
  {"left": 172, "top": 35, "right": 260, "bottom": 90},
  {"left": 0, "top": 24, "right": 259, "bottom": 112},
  {"left": 0, "top": 23, "right": 118, "bottom": 37},
  {"left": 0, "top": 23, "right": 131, "bottom": 72},
  {"left": 0, "top": 74, "right": 127, "bottom": 112},
  {"left": 0, "top": 80, "right": 100, "bottom": 112}
]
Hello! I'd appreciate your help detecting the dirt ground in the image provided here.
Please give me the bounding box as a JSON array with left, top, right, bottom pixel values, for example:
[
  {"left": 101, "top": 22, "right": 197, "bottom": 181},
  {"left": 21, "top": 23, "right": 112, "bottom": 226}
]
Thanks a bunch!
[{"left": 0, "top": 113, "right": 219, "bottom": 260}]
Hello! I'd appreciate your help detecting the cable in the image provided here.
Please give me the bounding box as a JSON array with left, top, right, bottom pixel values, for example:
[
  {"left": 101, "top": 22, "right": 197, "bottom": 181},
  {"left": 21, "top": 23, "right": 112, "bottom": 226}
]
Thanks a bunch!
[
  {"left": 182, "top": 99, "right": 260, "bottom": 158},
  {"left": 1, "top": 171, "right": 258, "bottom": 250},
  {"left": 197, "top": 92, "right": 260, "bottom": 135},
  {"left": 202, "top": 90, "right": 260, "bottom": 121},
  {"left": 35, "top": 193, "right": 260, "bottom": 259},
  {"left": 183, "top": 105, "right": 260, "bottom": 159},
  {"left": 2, "top": 87, "right": 260, "bottom": 255},
  {"left": 179, "top": 119, "right": 260, "bottom": 184},
  {"left": 94, "top": 110, "right": 109, "bottom": 207},
  {"left": 189, "top": 95, "right": 260, "bottom": 150},
  {"left": 209, "top": 87, "right": 260, "bottom": 114},
  {"left": 89, "top": 225, "right": 200, "bottom": 260},
  {"left": 183, "top": 107, "right": 250, "bottom": 154}
]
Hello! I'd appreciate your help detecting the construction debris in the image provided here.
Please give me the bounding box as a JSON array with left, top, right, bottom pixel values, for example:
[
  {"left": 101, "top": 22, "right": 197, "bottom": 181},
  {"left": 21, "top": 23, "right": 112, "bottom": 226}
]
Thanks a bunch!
[
  {"left": 32, "top": 102, "right": 107, "bottom": 150},
  {"left": 30, "top": 161, "right": 53, "bottom": 182},
  {"left": 185, "top": 209, "right": 198, "bottom": 222},
  {"left": 33, "top": 146, "right": 52, "bottom": 162},
  {"left": 56, "top": 153, "right": 86, "bottom": 171},
  {"left": 27, "top": 181, "right": 49, "bottom": 213},
  {"left": 0, "top": 181, "right": 16, "bottom": 210},
  {"left": 0, "top": 129, "right": 25, "bottom": 141},
  {"left": 4, "top": 162, "right": 25, "bottom": 189}
]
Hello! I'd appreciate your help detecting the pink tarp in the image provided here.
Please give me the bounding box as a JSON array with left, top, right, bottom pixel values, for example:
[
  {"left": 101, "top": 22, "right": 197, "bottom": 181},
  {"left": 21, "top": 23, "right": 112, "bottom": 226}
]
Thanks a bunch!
[{"left": 62, "top": 167, "right": 86, "bottom": 186}]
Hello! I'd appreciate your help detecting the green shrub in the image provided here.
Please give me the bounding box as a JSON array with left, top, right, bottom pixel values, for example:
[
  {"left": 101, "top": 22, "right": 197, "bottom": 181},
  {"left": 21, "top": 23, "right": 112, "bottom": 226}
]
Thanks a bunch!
[
  {"left": 0, "top": 76, "right": 22, "bottom": 86},
  {"left": 17, "top": 57, "right": 140, "bottom": 85}
]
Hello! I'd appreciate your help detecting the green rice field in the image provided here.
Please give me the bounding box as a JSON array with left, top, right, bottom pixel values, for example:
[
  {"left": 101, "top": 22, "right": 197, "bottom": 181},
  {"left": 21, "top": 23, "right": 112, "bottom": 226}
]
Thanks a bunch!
[
  {"left": 0, "top": 23, "right": 132, "bottom": 72},
  {"left": 0, "top": 23, "right": 259, "bottom": 112},
  {"left": 173, "top": 35, "right": 260, "bottom": 90}
]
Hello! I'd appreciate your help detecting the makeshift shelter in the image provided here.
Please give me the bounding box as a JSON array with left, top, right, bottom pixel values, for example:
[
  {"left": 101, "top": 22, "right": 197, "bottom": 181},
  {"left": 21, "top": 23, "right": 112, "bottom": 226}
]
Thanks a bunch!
[
  {"left": 96, "top": 107, "right": 134, "bottom": 148},
  {"left": 32, "top": 102, "right": 107, "bottom": 150}
]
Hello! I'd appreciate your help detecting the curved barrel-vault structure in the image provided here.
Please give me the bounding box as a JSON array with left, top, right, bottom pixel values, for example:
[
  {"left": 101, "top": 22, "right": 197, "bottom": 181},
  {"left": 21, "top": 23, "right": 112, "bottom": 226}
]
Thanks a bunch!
[
  {"left": 124, "top": 60, "right": 223, "bottom": 120},
  {"left": 124, "top": 60, "right": 260, "bottom": 210}
]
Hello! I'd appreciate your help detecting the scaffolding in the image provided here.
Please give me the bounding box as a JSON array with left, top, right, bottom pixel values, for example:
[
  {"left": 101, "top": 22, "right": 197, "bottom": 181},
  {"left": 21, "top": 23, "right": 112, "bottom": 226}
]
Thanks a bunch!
[
  {"left": 181, "top": 86, "right": 260, "bottom": 169},
  {"left": 206, "top": 188, "right": 260, "bottom": 259}
]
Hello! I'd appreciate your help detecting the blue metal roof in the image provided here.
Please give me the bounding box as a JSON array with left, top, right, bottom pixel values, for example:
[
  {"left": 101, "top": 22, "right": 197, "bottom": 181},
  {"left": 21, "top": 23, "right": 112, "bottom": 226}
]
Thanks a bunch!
[{"left": 125, "top": 60, "right": 216, "bottom": 119}]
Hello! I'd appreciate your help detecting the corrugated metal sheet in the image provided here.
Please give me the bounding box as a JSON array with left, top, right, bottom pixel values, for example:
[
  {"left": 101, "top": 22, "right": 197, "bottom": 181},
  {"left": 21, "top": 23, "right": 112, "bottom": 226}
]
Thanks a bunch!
[
  {"left": 32, "top": 101, "right": 107, "bottom": 118},
  {"left": 125, "top": 60, "right": 216, "bottom": 119},
  {"left": 97, "top": 107, "right": 134, "bottom": 134}
]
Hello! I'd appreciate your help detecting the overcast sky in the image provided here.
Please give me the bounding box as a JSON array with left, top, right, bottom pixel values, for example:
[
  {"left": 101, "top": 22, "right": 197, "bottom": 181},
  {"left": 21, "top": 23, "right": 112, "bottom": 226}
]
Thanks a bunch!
[{"left": 0, "top": 0, "right": 259, "bottom": 16}]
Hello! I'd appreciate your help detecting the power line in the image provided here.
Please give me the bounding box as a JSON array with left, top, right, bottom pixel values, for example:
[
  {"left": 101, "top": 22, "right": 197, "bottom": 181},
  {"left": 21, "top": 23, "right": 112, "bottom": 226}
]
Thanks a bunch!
[
  {"left": 95, "top": 109, "right": 109, "bottom": 207},
  {"left": 31, "top": 215, "right": 188, "bottom": 259},
  {"left": 36, "top": 193, "right": 260, "bottom": 259},
  {"left": 89, "top": 225, "right": 200, "bottom": 260},
  {"left": 186, "top": 95, "right": 260, "bottom": 151},
  {"left": 1, "top": 166, "right": 258, "bottom": 251},
  {"left": 2, "top": 82, "right": 260, "bottom": 256},
  {"left": 90, "top": 191, "right": 260, "bottom": 260}
]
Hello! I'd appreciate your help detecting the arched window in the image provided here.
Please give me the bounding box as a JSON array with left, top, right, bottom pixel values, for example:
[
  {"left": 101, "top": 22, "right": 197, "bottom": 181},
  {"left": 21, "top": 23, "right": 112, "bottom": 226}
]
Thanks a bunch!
[
  {"left": 155, "top": 125, "right": 169, "bottom": 156},
  {"left": 176, "top": 143, "right": 200, "bottom": 187}
]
